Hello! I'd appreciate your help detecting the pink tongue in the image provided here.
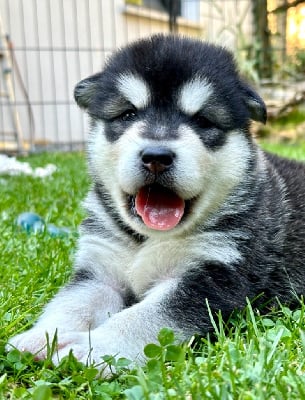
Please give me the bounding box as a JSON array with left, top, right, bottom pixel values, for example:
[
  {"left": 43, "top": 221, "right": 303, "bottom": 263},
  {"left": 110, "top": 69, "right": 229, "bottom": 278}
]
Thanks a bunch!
[{"left": 135, "top": 186, "right": 185, "bottom": 231}]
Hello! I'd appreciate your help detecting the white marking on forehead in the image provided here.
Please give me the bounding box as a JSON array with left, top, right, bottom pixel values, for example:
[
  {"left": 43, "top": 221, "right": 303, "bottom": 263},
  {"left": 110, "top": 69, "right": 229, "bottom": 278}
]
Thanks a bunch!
[
  {"left": 117, "top": 73, "right": 150, "bottom": 109},
  {"left": 179, "top": 77, "right": 213, "bottom": 115}
]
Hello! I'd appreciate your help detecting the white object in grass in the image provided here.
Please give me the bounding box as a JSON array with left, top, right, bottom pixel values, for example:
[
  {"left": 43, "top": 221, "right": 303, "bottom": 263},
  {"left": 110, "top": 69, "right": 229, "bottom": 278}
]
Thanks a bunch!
[{"left": 0, "top": 155, "right": 56, "bottom": 177}]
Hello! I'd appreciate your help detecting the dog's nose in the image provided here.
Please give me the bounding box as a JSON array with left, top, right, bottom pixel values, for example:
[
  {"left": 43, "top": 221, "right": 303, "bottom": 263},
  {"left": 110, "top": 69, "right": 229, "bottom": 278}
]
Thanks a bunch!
[{"left": 141, "top": 147, "right": 175, "bottom": 174}]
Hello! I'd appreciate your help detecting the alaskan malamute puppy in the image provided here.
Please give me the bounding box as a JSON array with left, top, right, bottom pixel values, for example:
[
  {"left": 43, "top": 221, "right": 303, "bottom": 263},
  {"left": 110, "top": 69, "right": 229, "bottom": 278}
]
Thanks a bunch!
[{"left": 8, "top": 35, "right": 305, "bottom": 375}]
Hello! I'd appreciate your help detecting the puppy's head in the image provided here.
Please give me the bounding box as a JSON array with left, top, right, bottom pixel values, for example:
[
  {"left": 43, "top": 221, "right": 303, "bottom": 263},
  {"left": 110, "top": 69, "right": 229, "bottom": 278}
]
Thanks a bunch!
[{"left": 75, "top": 35, "right": 266, "bottom": 236}]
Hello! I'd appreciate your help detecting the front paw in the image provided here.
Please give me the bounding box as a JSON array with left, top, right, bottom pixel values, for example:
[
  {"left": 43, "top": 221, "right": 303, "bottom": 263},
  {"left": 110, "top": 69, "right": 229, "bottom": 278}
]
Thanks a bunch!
[
  {"left": 6, "top": 328, "right": 58, "bottom": 359},
  {"left": 53, "top": 331, "right": 133, "bottom": 377}
]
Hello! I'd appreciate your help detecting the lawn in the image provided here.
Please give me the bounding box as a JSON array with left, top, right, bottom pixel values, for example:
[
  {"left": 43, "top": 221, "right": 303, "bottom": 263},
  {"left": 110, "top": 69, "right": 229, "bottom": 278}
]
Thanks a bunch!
[{"left": 1, "top": 143, "right": 305, "bottom": 399}]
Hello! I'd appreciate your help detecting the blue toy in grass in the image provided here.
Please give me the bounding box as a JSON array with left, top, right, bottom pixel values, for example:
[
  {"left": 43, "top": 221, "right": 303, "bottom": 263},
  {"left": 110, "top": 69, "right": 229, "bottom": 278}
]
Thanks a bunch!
[
  {"left": 46, "top": 224, "right": 71, "bottom": 237},
  {"left": 16, "top": 212, "right": 44, "bottom": 233},
  {"left": 16, "top": 212, "right": 71, "bottom": 237}
]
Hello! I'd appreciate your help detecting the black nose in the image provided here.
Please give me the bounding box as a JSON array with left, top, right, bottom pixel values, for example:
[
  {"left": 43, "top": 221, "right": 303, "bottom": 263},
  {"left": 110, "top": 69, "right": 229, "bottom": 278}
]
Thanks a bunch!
[{"left": 141, "top": 146, "right": 175, "bottom": 174}]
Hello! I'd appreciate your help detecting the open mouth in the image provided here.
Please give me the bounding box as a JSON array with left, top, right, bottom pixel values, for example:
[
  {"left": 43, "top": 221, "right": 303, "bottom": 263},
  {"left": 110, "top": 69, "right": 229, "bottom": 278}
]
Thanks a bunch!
[{"left": 128, "top": 184, "right": 189, "bottom": 231}]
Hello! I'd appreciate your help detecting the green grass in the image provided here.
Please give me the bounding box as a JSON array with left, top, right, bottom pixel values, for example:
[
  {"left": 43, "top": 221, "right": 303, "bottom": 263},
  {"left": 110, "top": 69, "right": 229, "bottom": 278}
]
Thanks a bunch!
[
  {"left": 1, "top": 143, "right": 305, "bottom": 399},
  {"left": 269, "top": 109, "right": 305, "bottom": 131}
]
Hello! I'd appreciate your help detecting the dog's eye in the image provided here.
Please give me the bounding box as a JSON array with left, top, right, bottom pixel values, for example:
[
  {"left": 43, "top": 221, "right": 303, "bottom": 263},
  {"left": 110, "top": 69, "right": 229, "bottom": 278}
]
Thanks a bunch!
[
  {"left": 193, "top": 114, "right": 214, "bottom": 129},
  {"left": 117, "top": 109, "right": 137, "bottom": 122}
]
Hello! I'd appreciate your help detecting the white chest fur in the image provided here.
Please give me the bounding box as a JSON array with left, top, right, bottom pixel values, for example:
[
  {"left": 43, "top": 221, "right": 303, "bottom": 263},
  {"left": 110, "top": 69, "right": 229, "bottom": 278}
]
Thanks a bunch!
[
  {"left": 125, "top": 231, "right": 242, "bottom": 296},
  {"left": 126, "top": 238, "right": 194, "bottom": 296}
]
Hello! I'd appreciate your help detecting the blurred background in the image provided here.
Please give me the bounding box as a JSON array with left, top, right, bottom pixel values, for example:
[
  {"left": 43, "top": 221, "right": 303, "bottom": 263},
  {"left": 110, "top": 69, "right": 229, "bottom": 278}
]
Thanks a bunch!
[{"left": 0, "top": 0, "right": 304, "bottom": 153}]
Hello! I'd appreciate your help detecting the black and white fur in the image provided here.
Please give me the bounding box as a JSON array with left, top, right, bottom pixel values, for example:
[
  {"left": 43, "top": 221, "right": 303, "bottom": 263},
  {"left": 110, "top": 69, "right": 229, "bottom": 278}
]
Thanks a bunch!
[{"left": 8, "top": 35, "right": 305, "bottom": 375}]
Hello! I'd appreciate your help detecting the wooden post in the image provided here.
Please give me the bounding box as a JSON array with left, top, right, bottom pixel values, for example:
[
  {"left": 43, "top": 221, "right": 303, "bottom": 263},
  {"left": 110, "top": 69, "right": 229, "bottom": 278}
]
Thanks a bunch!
[
  {"left": 0, "top": 12, "right": 25, "bottom": 153},
  {"left": 251, "top": 0, "right": 273, "bottom": 79}
]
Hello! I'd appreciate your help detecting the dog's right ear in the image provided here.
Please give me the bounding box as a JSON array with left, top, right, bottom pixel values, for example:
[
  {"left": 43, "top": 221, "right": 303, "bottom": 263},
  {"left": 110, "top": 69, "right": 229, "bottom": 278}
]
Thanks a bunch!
[
  {"left": 74, "top": 73, "right": 102, "bottom": 110},
  {"left": 240, "top": 82, "right": 267, "bottom": 124}
]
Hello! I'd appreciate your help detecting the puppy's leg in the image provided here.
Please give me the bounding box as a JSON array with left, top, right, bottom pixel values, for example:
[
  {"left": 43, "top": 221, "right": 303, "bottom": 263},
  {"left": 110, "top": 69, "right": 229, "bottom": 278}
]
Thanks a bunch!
[
  {"left": 7, "top": 232, "right": 130, "bottom": 358},
  {"left": 7, "top": 277, "right": 124, "bottom": 358}
]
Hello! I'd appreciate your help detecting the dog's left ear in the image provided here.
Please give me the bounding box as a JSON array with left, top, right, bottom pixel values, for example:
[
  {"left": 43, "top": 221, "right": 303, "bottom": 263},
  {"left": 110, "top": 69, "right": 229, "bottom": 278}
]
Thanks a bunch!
[
  {"left": 74, "top": 73, "right": 102, "bottom": 110},
  {"left": 241, "top": 82, "right": 267, "bottom": 124}
]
